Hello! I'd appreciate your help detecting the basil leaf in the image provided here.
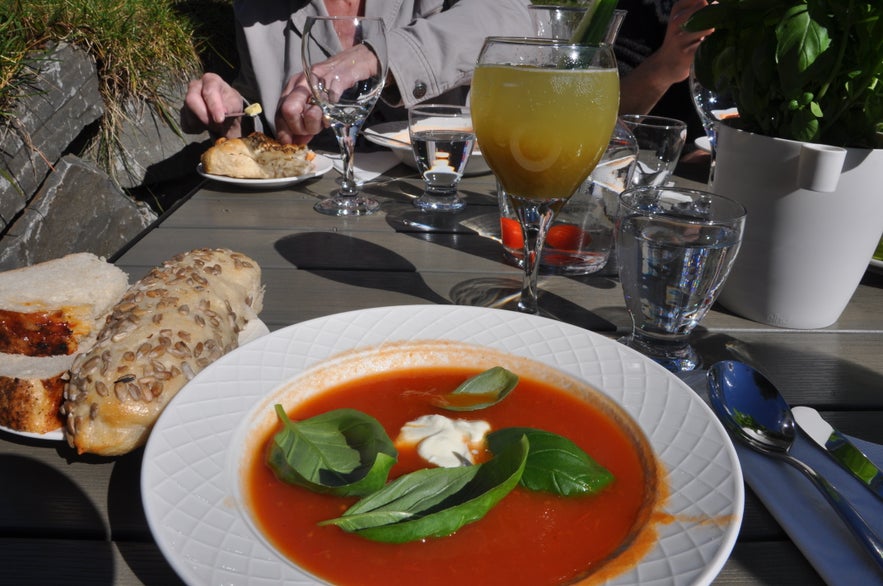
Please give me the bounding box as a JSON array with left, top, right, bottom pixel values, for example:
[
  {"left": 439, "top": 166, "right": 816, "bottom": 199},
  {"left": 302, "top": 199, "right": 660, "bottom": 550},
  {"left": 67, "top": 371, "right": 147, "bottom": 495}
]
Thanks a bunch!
[
  {"left": 432, "top": 366, "right": 519, "bottom": 411},
  {"left": 321, "top": 435, "right": 529, "bottom": 543},
  {"left": 487, "top": 427, "right": 613, "bottom": 496},
  {"left": 319, "top": 465, "right": 479, "bottom": 531},
  {"left": 267, "top": 406, "right": 397, "bottom": 497}
]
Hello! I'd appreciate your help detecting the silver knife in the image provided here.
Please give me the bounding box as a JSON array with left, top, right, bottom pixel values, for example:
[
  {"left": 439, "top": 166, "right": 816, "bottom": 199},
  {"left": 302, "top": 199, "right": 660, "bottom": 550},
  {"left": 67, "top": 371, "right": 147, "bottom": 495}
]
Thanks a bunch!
[{"left": 792, "top": 406, "right": 883, "bottom": 500}]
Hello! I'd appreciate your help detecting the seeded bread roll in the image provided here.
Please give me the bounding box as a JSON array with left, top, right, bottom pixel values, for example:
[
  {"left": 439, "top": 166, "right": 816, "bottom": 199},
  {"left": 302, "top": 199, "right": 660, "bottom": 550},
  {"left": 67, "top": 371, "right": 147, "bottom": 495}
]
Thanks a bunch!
[{"left": 61, "top": 248, "right": 264, "bottom": 455}]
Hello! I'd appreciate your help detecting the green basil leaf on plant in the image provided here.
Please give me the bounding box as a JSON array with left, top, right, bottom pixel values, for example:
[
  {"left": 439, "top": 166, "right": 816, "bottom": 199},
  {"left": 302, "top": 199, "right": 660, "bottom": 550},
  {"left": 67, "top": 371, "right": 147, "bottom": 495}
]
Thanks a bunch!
[
  {"left": 321, "top": 435, "right": 529, "bottom": 543},
  {"left": 488, "top": 427, "right": 613, "bottom": 496},
  {"left": 432, "top": 366, "right": 519, "bottom": 411},
  {"left": 267, "top": 406, "right": 397, "bottom": 497}
]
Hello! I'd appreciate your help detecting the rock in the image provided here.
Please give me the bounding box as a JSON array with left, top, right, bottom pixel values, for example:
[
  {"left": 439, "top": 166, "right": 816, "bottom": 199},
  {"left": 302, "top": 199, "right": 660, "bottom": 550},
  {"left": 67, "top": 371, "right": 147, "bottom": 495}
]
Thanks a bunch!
[
  {"left": 0, "top": 42, "right": 104, "bottom": 226},
  {"left": 89, "top": 80, "right": 210, "bottom": 190},
  {"left": 0, "top": 155, "right": 157, "bottom": 270}
]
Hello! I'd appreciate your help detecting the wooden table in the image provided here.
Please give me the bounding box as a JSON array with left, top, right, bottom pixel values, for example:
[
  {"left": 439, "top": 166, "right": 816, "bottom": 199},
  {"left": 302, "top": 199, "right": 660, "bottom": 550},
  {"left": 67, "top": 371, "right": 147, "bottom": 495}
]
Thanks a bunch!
[{"left": 2, "top": 156, "right": 882, "bottom": 585}]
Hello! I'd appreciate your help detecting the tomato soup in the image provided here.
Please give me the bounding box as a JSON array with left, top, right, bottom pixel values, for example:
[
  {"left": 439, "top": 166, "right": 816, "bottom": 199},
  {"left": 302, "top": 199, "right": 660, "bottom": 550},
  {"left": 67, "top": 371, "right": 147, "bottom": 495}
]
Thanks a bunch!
[{"left": 245, "top": 367, "right": 656, "bottom": 586}]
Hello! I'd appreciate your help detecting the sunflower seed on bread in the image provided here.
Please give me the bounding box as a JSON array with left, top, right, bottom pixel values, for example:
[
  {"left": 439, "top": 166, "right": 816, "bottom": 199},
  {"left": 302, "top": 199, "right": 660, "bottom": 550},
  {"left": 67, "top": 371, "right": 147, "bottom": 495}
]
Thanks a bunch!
[{"left": 61, "top": 248, "right": 264, "bottom": 455}]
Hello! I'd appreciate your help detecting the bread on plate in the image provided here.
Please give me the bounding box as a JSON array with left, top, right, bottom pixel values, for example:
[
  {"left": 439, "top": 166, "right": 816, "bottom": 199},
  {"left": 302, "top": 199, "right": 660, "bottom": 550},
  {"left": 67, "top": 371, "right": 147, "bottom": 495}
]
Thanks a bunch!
[
  {"left": 0, "top": 253, "right": 129, "bottom": 434},
  {"left": 61, "top": 248, "right": 264, "bottom": 456},
  {"left": 201, "top": 132, "right": 316, "bottom": 179}
]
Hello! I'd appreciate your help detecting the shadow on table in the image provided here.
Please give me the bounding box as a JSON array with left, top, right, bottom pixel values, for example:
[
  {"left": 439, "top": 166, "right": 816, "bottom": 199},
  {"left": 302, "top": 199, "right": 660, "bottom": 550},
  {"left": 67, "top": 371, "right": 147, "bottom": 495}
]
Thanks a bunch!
[
  {"left": 274, "top": 232, "right": 616, "bottom": 330},
  {"left": 0, "top": 453, "right": 114, "bottom": 583},
  {"left": 693, "top": 333, "right": 883, "bottom": 413},
  {"left": 449, "top": 277, "right": 616, "bottom": 332},
  {"left": 275, "top": 231, "right": 449, "bottom": 304}
]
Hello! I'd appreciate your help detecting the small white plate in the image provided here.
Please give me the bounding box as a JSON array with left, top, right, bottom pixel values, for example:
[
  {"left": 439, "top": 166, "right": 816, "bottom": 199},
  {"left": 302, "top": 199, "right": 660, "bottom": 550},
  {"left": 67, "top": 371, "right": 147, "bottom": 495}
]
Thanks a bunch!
[
  {"left": 363, "top": 121, "right": 491, "bottom": 176},
  {"left": 197, "top": 154, "right": 334, "bottom": 188},
  {"left": 0, "top": 424, "right": 64, "bottom": 441},
  {"left": 142, "top": 305, "right": 743, "bottom": 586},
  {"left": 694, "top": 135, "right": 712, "bottom": 153}
]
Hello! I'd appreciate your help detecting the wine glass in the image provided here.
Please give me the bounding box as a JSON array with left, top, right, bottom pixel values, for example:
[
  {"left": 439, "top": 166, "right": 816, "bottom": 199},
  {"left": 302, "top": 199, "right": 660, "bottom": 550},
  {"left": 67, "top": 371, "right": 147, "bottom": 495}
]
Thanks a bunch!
[
  {"left": 497, "top": 13, "right": 632, "bottom": 278},
  {"left": 688, "top": 61, "right": 737, "bottom": 169},
  {"left": 528, "top": 5, "right": 626, "bottom": 44},
  {"left": 302, "top": 16, "right": 388, "bottom": 216},
  {"left": 471, "top": 37, "right": 620, "bottom": 314}
]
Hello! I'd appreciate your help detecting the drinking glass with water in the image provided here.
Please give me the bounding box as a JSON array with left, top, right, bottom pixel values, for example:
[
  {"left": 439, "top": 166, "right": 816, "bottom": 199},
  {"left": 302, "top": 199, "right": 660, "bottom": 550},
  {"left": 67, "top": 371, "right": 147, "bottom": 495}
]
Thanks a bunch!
[
  {"left": 619, "top": 115, "right": 687, "bottom": 188},
  {"left": 614, "top": 186, "right": 746, "bottom": 372},
  {"left": 408, "top": 104, "right": 476, "bottom": 212}
]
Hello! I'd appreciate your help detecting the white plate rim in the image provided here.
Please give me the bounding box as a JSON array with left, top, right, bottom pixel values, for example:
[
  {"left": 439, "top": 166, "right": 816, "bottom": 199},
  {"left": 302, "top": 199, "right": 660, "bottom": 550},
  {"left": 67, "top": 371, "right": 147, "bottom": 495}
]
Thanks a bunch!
[
  {"left": 141, "top": 305, "right": 743, "bottom": 586},
  {"left": 0, "top": 424, "right": 63, "bottom": 441},
  {"left": 197, "top": 153, "right": 333, "bottom": 188},
  {"left": 362, "top": 121, "right": 491, "bottom": 176},
  {"left": 362, "top": 121, "right": 483, "bottom": 156}
]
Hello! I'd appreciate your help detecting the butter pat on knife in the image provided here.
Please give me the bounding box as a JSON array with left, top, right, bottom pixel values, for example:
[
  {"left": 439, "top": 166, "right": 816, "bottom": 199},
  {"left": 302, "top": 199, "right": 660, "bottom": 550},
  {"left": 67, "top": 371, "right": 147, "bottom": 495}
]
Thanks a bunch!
[{"left": 792, "top": 406, "right": 883, "bottom": 501}]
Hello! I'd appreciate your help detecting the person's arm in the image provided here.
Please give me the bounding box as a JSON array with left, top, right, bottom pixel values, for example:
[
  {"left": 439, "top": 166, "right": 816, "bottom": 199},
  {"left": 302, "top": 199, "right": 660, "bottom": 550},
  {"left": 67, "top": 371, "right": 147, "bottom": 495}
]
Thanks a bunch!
[
  {"left": 383, "top": 0, "right": 533, "bottom": 108},
  {"left": 619, "top": 0, "right": 710, "bottom": 115}
]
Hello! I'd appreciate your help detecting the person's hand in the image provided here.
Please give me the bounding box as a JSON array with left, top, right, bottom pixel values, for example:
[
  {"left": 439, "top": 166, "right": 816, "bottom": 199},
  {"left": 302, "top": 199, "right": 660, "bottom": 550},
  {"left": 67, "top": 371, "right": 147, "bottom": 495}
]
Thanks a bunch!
[
  {"left": 619, "top": 0, "right": 711, "bottom": 115},
  {"left": 646, "top": 0, "right": 712, "bottom": 86},
  {"left": 275, "top": 43, "right": 381, "bottom": 145},
  {"left": 181, "top": 73, "right": 246, "bottom": 137}
]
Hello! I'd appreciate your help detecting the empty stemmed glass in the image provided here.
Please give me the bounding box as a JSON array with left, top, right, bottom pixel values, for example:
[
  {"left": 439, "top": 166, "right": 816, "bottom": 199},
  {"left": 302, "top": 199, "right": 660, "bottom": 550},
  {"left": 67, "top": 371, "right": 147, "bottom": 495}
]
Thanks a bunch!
[
  {"left": 470, "top": 37, "right": 619, "bottom": 314},
  {"left": 302, "top": 16, "right": 387, "bottom": 216}
]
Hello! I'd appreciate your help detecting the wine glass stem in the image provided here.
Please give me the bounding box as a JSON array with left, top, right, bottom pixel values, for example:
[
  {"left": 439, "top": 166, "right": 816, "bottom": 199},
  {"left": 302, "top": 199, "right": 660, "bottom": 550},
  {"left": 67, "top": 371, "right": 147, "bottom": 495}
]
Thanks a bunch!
[
  {"left": 511, "top": 195, "right": 560, "bottom": 314},
  {"left": 331, "top": 121, "right": 362, "bottom": 196}
]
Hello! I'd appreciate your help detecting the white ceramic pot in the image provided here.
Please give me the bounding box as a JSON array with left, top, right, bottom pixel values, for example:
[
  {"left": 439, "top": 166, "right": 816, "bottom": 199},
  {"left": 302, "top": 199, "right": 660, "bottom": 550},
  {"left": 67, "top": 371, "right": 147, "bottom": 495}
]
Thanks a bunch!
[{"left": 711, "top": 124, "right": 883, "bottom": 329}]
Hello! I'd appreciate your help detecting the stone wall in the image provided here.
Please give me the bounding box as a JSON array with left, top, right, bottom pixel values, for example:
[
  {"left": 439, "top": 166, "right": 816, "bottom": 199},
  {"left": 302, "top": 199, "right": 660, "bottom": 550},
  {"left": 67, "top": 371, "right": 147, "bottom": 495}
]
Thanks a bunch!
[{"left": 0, "top": 42, "right": 210, "bottom": 270}]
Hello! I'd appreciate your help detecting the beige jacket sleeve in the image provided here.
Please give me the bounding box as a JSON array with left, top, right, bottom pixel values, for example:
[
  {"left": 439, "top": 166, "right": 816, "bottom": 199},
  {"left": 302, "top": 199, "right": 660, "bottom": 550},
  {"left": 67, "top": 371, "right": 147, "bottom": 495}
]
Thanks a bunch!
[{"left": 379, "top": 0, "right": 534, "bottom": 109}]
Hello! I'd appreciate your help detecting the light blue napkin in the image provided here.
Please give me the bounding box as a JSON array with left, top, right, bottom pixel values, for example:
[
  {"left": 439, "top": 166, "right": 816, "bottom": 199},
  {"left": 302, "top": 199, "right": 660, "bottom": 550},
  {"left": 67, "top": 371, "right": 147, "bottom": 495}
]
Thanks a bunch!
[
  {"left": 679, "top": 370, "right": 883, "bottom": 585},
  {"left": 736, "top": 433, "right": 883, "bottom": 585}
]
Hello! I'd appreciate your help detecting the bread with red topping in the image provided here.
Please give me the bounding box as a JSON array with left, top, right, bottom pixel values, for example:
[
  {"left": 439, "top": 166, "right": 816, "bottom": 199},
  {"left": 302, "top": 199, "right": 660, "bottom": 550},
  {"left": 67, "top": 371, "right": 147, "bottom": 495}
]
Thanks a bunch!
[{"left": 0, "top": 253, "right": 129, "bottom": 434}]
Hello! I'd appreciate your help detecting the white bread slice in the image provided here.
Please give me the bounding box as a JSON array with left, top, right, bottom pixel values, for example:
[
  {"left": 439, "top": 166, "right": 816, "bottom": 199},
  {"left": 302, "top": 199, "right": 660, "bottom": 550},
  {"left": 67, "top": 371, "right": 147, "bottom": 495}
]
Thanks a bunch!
[
  {"left": 0, "top": 253, "right": 130, "bottom": 356},
  {"left": 0, "top": 253, "right": 129, "bottom": 433}
]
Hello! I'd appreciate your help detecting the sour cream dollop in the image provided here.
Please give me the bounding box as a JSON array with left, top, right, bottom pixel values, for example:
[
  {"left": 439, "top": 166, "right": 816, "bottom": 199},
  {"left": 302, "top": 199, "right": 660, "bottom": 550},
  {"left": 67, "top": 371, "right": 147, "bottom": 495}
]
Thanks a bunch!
[{"left": 396, "top": 414, "right": 490, "bottom": 468}]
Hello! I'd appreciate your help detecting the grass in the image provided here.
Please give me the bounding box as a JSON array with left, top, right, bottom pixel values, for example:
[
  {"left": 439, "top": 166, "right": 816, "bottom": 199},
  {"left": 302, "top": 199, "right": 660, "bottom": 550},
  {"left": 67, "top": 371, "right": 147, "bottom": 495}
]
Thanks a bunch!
[{"left": 0, "top": 0, "right": 236, "bottom": 185}]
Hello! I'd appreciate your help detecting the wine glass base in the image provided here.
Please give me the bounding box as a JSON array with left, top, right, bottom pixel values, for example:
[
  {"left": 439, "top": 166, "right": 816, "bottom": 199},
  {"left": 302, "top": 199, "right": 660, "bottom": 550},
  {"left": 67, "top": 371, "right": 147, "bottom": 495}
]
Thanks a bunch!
[
  {"left": 413, "top": 193, "right": 466, "bottom": 213},
  {"left": 448, "top": 277, "right": 562, "bottom": 320},
  {"left": 618, "top": 334, "right": 700, "bottom": 373},
  {"left": 314, "top": 195, "right": 381, "bottom": 217}
]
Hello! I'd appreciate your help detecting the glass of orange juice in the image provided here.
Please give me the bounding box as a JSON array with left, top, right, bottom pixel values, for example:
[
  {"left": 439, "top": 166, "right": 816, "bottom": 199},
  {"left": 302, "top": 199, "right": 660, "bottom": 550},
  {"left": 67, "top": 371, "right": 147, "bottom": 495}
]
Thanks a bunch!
[{"left": 470, "top": 37, "right": 619, "bottom": 314}]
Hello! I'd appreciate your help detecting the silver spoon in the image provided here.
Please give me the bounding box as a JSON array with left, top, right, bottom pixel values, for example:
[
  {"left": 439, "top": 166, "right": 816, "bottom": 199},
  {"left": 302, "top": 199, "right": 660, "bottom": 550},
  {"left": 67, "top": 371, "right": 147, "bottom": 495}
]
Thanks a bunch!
[{"left": 707, "top": 360, "right": 883, "bottom": 571}]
